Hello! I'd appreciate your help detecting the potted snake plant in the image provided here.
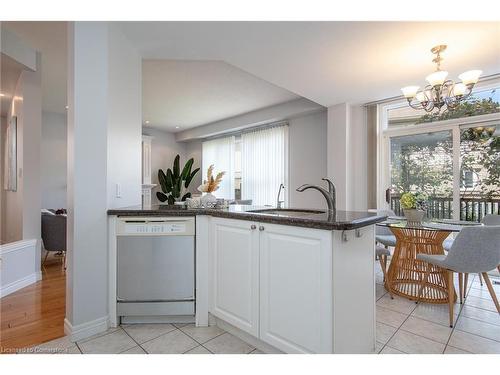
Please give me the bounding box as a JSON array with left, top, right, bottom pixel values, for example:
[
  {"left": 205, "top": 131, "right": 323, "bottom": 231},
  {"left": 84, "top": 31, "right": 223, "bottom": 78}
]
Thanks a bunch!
[{"left": 157, "top": 155, "right": 200, "bottom": 205}]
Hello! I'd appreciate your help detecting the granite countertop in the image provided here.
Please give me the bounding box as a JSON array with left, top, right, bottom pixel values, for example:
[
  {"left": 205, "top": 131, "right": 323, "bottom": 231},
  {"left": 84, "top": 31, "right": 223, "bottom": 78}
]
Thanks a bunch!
[{"left": 107, "top": 204, "right": 387, "bottom": 231}]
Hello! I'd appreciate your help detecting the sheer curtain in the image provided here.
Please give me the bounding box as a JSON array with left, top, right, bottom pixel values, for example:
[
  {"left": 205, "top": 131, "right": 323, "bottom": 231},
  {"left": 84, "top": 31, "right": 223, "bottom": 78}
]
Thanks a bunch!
[
  {"left": 242, "top": 124, "right": 288, "bottom": 206},
  {"left": 202, "top": 136, "right": 236, "bottom": 200}
]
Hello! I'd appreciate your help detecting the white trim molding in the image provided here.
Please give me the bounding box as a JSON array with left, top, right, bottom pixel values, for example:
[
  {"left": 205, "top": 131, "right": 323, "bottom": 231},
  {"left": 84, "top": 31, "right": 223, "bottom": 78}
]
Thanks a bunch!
[
  {"left": 0, "top": 239, "right": 38, "bottom": 298},
  {"left": 64, "top": 316, "right": 109, "bottom": 342},
  {"left": 0, "top": 239, "right": 37, "bottom": 255},
  {"left": 0, "top": 273, "right": 38, "bottom": 298}
]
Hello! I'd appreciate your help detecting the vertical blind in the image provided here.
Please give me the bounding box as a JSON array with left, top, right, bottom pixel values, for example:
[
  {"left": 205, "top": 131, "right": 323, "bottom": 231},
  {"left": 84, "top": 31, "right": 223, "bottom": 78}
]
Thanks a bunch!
[
  {"left": 242, "top": 124, "right": 288, "bottom": 206},
  {"left": 202, "top": 136, "right": 236, "bottom": 200}
]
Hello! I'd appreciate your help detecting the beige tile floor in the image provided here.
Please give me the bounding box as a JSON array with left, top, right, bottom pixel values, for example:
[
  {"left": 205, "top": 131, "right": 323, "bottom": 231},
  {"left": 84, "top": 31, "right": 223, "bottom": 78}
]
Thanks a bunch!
[
  {"left": 375, "top": 265, "right": 500, "bottom": 354},
  {"left": 21, "top": 265, "right": 500, "bottom": 354}
]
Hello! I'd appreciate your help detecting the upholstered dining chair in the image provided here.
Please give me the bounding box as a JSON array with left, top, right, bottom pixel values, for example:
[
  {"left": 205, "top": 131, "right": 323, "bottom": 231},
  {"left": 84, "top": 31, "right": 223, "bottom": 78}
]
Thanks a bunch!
[
  {"left": 416, "top": 226, "right": 500, "bottom": 327},
  {"left": 368, "top": 209, "right": 397, "bottom": 248},
  {"left": 376, "top": 245, "right": 393, "bottom": 298},
  {"left": 368, "top": 209, "right": 395, "bottom": 298},
  {"left": 443, "top": 214, "right": 500, "bottom": 289}
]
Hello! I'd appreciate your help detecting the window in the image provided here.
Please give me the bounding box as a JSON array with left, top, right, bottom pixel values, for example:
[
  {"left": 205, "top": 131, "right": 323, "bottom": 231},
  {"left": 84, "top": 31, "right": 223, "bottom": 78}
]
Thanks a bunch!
[
  {"left": 460, "top": 124, "right": 500, "bottom": 221},
  {"left": 389, "top": 131, "right": 453, "bottom": 219},
  {"left": 201, "top": 122, "right": 289, "bottom": 206},
  {"left": 241, "top": 124, "right": 288, "bottom": 206},
  {"left": 202, "top": 136, "right": 235, "bottom": 200},
  {"left": 379, "top": 84, "right": 500, "bottom": 222}
]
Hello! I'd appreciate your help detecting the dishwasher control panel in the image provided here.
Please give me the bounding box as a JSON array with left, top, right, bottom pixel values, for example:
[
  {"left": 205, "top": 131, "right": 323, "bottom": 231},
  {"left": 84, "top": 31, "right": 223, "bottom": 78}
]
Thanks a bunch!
[{"left": 116, "top": 217, "right": 195, "bottom": 236}]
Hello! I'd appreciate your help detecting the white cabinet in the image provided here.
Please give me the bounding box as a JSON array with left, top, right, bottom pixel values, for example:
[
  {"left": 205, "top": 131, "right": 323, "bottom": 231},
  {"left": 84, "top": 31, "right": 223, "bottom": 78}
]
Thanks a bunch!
[
  {"left": 259, "top": 223, "right": 332, "bottom": 353},
  {"left": 208, "top": 217, "right": 333, "bottom": 353},
  {"left": 209, "top": 218, "right": 260, "bottom": 336}
]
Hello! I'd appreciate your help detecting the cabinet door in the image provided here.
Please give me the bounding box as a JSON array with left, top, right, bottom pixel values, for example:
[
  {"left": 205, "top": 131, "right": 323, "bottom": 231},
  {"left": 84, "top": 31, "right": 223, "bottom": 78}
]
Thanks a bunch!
[
  {"left": 209, "top": 218, "right": 259, "bottom": 336},
  {"left": 259, "top": 223, "right": 333, "bottom": 353}
]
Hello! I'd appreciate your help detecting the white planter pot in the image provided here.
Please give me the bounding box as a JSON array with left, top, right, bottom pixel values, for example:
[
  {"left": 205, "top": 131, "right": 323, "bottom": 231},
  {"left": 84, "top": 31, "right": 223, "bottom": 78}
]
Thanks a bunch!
[
  {"left": 403, "top": 209, "right": 425, "bottom": 224},
  {"left": 201, "top": 192, "right": 217, "bottom": 206}
]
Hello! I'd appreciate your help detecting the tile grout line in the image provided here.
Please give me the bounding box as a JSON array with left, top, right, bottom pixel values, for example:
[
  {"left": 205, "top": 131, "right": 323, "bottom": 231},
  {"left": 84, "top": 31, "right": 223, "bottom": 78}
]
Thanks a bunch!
[
  {"left": 450, "top": 283, "right": 500, "bottom": 345},
  {"left": 77, "top": 326, "right": 121, "bottom": 346},
  {"left": 121, "top": 324, "right": 229, "bottom": 354},
  {"left": 74, "top": 341, "right": 83, "bottom": 354},
  {"left": 378, "top": 316, "right": 411, "bottom": 354},
  {"left": 378, "top": 305, "right": 416, "bottom": 354},
  {"left": 178, "top": 326, "right": 228, "bottom": 354},
  {"left": 119, "top": 326, "right": 145, "bottom": 353},
  {"left": 134, "top": 326, "right": 181, "bottom": 353}
]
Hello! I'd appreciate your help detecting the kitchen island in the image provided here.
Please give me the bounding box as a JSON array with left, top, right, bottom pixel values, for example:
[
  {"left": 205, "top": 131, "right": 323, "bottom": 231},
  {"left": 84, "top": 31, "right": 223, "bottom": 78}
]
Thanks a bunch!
[{"left": 108, "top": 205, "right": 386, "bottom": 354}]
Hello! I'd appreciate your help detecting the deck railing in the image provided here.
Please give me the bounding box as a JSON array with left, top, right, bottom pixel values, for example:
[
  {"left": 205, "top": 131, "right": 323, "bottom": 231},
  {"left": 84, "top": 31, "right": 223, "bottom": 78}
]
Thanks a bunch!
[{"left": 390, "top": 194, "right": 500, "bottom": 222}]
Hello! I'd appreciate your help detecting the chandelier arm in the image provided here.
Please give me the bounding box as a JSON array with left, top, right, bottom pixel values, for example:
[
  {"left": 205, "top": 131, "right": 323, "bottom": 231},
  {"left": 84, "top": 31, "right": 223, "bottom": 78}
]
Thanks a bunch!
[
  {"left": 402, "top": 45, "right": 480, "bottom": 113},
  {"left": 407, "top": 100, "right": 425, "bottom": 110}
]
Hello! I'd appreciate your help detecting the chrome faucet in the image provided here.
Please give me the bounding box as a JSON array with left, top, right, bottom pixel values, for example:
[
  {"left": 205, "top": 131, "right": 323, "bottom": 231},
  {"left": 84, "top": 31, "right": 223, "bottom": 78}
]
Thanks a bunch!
[
  {"left": 276, "top": 183, "right": 285, "bottom": 209},
  {"left": 296, "top": 177, "right": 336, "bottom": 212},
  {"left": 321, "top": 177, "right": 336, "bottom": 211}
]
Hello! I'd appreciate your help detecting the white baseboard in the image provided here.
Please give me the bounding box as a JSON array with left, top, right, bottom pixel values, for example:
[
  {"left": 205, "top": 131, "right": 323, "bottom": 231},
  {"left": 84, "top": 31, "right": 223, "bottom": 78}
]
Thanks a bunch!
[
  {"left": 64, "top": 316, "right": 109, "bottom": 342},
  {"left": 215, "top": 317, "right": 283, "bottom": 354},
  {"left": 0, "top": 272, "right": 38, "bottom": 298}
]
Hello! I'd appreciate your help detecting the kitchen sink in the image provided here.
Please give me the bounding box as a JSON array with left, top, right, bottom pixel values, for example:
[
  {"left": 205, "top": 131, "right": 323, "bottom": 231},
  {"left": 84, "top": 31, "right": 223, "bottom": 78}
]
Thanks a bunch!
[{"left": 247, "top": 208, "right": 326, "bottom": 217}]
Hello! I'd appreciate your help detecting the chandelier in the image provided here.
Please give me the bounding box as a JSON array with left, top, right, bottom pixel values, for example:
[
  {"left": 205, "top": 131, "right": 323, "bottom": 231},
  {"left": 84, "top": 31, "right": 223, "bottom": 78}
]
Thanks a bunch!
[{"left": 401, "top": 45, "right": 482, "bottom": 113}]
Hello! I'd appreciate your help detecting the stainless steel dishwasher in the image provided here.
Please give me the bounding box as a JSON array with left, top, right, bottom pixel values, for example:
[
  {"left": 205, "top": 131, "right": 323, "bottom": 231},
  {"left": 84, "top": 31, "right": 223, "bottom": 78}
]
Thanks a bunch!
[{"left": 116, "top": 216, "right": 195, "bottom": 323}]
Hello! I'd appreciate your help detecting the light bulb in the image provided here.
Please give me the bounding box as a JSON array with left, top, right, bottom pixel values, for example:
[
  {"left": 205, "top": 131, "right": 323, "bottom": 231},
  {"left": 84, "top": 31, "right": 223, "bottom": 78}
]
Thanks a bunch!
[
  {"left": 459, "top": 70, "right": 482, "bottom": 86},
  {"left": 416, "top": 92, "right": 427, "bottom": 103},
  {"left": 453, "top": 83, "right": 466, "bottom": 97},
  {"left": 426, "top": 71, "right": 448, "bottom": 86},
  {"left": 401, "top": 86, "right": 419, "bottom": 98}
]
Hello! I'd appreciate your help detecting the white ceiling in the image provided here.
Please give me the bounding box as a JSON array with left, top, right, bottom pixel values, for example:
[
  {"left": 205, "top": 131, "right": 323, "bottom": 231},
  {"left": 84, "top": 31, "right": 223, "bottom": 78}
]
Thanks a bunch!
[
  {"left": 120, "top": 21, "right": 500, "bottom": 107},
  {"left": 2, "top": 21, "right": 498, "bottom": 126},
  {"left": 3, "top": 21, "right": 67, "bottom": 114},
  {"left": 142, "top": 60, "right": 299, "bottom": 131}
]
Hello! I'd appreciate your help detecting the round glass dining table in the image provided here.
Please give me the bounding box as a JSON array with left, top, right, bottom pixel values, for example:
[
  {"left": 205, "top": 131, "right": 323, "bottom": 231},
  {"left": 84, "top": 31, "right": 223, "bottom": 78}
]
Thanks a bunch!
[{"left": 377, "top": 219, "right": 481, "bottom": 304}]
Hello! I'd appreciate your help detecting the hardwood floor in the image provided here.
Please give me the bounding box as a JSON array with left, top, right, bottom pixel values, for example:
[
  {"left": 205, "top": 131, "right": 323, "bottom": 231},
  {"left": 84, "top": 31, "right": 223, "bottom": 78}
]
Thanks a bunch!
[{"left": 0, "top": 256, "right": 66, "bottom": 353}]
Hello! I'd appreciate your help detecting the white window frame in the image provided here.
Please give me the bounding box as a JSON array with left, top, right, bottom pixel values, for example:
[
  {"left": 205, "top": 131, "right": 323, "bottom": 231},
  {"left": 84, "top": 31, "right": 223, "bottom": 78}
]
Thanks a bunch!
[{"left": 377, "top": 85, "right": 500, "bottom": 219}]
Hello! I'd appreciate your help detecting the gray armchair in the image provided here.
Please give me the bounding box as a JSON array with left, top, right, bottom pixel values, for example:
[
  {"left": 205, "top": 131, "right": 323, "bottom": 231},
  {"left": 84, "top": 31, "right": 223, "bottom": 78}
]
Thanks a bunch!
[
  {"left": 41, "top": 212, "right": 67, "bottom": 267},
  {"left": 416, "top": 226, "right": 500, "bottom": 327}
]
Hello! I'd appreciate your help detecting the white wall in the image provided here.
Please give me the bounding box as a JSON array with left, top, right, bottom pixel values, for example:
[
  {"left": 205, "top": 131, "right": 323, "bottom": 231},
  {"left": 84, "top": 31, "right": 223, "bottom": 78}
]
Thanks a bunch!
[
  {"left": 327, "top": 103, "right": 368, "bottom": 211},
  {"left": 176, "top": 98, "right": 323, "bottom": 142},
  {"left": 19, "top": 55, "right": 42, "bottom": 276},
  {"left": 66, "top": 22, "right": 142, "bottom": 339},
  {"left": 3, "top": 77, "right": 25, "bottom": 244},
  {"left": 142, "top": 127, "right": 188, "bottom": 204},
  {"left": 107, "top": 24, "right": 142, "bottom": 209},
  {"left": 288, "top": 110, "right": 328, "bottom": 209},
  {"left": 41, "top": 111, "right": 67, "bottom": 208},
  {"left": 0, "top": 239, "right": 37, "bottom": 297},
  {"left": 2, "top": 62, "right": 42, "bottom": 254},
  {"left": 66, "top": 22, "right": 109, "bottom": 332},
  {"left": 349, "top": 105, "right": 368, "bottom": 211}
]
